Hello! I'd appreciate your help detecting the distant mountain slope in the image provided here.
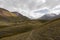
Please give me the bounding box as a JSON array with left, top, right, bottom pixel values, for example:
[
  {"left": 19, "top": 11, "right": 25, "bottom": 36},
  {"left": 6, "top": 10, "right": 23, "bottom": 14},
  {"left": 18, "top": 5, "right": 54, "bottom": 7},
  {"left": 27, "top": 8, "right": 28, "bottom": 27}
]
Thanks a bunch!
[
  {"left": 40, "top": 13, "right": 60, "bottom": 20},
  {"left": 0, "top": 8, "right": 19, "bottom": 22},
  {"left": 0, "top": 8, "right": 31, "bottom": 22},
  {"left": 12, "top": 12, "right": 22, "bottom": 16},
  {"left": 0, "top": 8, "right": 17, "bottom": 17},
  {"left": 0, "top": 18, "right": 60, "bottom": 40},
  {"left": 12, "top": 12, "right": 30, "bottom": 20},
  {"left": 0, "top": 8, "right": 47, "bottom": 22}
]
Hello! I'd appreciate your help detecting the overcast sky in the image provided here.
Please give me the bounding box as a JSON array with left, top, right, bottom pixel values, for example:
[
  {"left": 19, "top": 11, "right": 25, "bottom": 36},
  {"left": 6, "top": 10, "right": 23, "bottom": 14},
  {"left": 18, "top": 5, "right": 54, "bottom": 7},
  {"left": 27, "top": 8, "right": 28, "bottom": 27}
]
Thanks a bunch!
[{"left": 0, "top": 0, "right": 60, "bottom": 19}]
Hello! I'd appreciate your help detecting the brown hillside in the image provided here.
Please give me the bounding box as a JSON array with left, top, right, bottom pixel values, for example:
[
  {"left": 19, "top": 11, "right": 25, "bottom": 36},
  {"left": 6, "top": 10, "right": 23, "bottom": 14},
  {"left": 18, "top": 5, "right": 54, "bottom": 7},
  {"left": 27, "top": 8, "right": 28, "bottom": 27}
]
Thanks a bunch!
[
  {"left": 0, "top": 8, "right": 30, "bottom": 22},
  {"left": 27, "top": 18, "right": 60, "bottom": 40},
  {"left": 0, "top": 8, "right": 17, "bottom": 17},
  {"left": 12, "top": 12, "right": 30, "bottom": 20},
  {"left": 0, "top": 18, "right": 60, "bottom": 40}
]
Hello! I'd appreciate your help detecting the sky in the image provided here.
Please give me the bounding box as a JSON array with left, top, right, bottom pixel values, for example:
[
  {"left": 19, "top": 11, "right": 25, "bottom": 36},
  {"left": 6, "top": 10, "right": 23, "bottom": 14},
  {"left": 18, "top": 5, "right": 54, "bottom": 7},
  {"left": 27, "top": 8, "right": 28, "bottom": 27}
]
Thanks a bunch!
[{"left": 0, "top": 0, "right": 60, "bottom": 19}]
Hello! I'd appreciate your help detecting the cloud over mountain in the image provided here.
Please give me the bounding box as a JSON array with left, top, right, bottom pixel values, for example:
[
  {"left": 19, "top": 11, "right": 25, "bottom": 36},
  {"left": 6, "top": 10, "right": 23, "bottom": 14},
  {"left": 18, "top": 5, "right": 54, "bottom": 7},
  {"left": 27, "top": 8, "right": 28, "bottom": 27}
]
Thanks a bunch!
[{"left": 0, "top": 0, "right": 60, "bottom": 20}]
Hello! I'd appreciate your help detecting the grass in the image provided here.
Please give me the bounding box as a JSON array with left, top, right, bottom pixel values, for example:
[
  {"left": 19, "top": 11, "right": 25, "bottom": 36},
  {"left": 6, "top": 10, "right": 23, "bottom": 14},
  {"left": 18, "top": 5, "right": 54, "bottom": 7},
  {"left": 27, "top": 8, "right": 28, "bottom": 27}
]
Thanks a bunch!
[
  {"left": 0, "top": 18, "right": 60, "bottom": 40},
  {"left": 0, "top": 16, "right": 47, "bottom": 39},
  {"left": 27, "top": 18, "right": 60, "bottom": 40}
]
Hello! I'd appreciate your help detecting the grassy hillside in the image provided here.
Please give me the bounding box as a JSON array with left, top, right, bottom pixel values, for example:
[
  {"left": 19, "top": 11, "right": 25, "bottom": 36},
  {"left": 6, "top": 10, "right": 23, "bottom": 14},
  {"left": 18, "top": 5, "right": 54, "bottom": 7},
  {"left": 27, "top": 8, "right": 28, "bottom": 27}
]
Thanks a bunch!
[
  {"left": 0, "top": 18, "right": 60, "bottom": 40},
  {"left": 26, "top": 18, "right": 60, "bottom": 40},
  {"left": 0, "top": 8, "right": 47, "bottom": 39},
  {"left": 1, "top": 8, "right": 60, "bottom": 40},
  {"left": 0, "top": 17, "right": 46, "bottom": 38}
]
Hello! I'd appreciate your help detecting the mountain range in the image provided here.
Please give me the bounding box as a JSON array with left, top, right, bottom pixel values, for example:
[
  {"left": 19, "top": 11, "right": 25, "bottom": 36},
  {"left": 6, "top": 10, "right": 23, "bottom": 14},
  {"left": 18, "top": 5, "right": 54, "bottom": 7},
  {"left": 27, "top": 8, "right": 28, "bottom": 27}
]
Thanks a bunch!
[
  {"left": 0, "top": 8, "right": 60, "bottom": 20},
  {"left": 40, "top": 13, "right": 60, "bottom": 20},
  {"left": 0, "top": 8, "right": 60, "bottom": 40}
]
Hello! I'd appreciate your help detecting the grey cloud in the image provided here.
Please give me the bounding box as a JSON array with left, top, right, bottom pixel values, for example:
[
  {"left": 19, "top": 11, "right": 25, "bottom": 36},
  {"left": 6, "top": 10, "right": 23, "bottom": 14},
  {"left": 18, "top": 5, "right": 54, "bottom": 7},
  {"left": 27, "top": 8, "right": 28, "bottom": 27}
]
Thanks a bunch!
[{"left": 0, "top": 0, "right": 60, "bottom": 19}]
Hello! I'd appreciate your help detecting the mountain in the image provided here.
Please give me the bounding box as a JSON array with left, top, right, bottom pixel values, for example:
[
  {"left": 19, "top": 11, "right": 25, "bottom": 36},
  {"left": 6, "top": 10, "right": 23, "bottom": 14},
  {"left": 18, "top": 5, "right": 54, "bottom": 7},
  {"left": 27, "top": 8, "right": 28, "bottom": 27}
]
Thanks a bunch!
[
  {"left": 0, "top": 8, "right": 31, "bottom": 22},
  {"left": 1, "top": 8, "right": 59, "bottom": 21},
  {"left": 0, "top": 8, "right": 47, "bottom": 39},
  {"left": 0, "top": 8, "right": 47, "bottom": 22},
  {"left": 0, "top": 8, "right": 17, "bottom": 17},
  {"left": 40, "top": 13, "right": 60, "bottom": 20},
  {"left": 12, "top": 12, "right": 30, "bottom": 20},
  {"left": 0, "top": 8, "right": 60, "bottom": 40},
  {"left": 0, "top": 8, "right": 20, "bottom": 22}
]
